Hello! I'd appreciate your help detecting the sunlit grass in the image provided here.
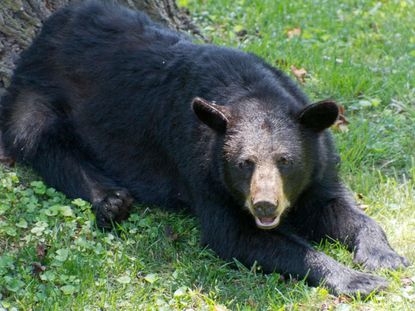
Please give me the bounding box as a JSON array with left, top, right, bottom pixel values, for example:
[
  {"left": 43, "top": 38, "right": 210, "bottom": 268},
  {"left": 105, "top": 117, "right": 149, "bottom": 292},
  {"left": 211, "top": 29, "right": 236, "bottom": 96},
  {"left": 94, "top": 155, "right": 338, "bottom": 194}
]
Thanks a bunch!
[{"left": 1, "top": 0, "right": 414, "bottom": 309}]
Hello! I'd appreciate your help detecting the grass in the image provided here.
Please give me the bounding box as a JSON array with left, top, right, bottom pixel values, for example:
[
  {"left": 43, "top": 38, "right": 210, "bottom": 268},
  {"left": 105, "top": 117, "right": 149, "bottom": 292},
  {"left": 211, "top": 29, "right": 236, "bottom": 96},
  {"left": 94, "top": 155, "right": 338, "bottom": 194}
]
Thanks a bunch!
[{"left": 1, "top": 0, "right": 415, "bottom": 309}]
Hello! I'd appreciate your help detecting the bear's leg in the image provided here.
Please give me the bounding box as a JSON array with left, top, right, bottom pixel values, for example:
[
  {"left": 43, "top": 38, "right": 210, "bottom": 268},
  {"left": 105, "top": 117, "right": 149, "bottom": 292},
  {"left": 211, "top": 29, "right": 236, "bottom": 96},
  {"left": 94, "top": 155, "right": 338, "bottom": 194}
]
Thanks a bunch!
[
  {"left": 33, "top": 126, "right": 134, "bottom": 229},
  {"left": 1, "top": 92, "right": 133, "bottom": 228},
  {"left": 290, "top": 183, "right": 409, "bottom": 271},
  {"left": 196, "top": 198, "right": 388, "bottom": 296}
]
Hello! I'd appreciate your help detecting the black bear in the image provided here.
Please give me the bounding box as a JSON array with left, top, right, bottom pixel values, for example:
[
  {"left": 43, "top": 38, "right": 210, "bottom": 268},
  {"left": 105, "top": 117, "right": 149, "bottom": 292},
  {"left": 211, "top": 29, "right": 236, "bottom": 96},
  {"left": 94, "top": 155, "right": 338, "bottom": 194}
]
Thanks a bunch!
[{"left": 0, "top": 1, "right": 408, "bottom": 296}]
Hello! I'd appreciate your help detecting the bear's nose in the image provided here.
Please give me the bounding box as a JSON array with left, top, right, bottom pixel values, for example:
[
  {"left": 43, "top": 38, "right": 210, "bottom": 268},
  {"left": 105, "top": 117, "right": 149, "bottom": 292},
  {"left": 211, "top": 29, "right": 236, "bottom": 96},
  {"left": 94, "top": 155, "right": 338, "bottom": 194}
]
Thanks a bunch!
[{"left": 252, "top": 200, "right": 278, "bottom": 217}]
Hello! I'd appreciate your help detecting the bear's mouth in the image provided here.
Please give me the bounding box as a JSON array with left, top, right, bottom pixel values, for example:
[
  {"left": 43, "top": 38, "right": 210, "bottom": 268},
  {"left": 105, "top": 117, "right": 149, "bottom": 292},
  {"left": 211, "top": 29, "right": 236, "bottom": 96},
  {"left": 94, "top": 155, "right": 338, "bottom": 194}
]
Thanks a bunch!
[{"left": 254, "top": 215, "right": 280, "bottom": 229}]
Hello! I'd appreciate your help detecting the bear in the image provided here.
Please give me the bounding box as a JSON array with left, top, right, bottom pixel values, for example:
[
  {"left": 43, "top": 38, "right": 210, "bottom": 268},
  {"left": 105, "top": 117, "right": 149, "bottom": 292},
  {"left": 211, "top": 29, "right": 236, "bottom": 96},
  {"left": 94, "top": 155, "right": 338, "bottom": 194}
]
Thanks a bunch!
[{"left": 0, "top": 1, "right": 409, "bottom": 296}]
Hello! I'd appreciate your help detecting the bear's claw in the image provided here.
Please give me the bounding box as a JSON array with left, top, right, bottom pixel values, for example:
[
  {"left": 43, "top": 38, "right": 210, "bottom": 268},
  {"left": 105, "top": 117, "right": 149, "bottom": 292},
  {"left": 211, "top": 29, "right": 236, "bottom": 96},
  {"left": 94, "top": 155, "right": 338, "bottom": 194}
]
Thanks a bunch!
[
  {"left": 93, "top": 189, "right": 134, "bottom": 229},
  {"left": 327, "top": 269, "right": 389, "bottom": 297},
  {"left": 353, "top": 246, "right": 410, "bottom": 271}
]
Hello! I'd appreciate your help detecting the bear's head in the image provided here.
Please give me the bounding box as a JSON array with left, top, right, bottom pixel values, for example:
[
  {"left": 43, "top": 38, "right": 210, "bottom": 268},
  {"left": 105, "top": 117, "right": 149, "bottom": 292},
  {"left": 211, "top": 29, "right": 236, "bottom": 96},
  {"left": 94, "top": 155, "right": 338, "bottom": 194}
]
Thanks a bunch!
[{"left": 192, "top": 97, "right": 339, "bottom": 230}]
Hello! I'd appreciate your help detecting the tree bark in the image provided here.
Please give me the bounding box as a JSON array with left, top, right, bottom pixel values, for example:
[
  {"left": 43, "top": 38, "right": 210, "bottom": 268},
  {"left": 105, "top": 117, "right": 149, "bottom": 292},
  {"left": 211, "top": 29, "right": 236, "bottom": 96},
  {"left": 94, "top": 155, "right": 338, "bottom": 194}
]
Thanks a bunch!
[{"left": 0, "top": 0, "right": 203, "bottom": 90}]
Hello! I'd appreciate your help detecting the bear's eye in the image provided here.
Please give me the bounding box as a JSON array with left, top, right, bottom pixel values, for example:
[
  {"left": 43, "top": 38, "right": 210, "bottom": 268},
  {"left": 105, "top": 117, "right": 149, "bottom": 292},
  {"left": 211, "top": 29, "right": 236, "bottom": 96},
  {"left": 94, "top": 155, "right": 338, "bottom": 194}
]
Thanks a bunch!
[{"left": 238, "top": 159, "right": 254, "bottom": 170}]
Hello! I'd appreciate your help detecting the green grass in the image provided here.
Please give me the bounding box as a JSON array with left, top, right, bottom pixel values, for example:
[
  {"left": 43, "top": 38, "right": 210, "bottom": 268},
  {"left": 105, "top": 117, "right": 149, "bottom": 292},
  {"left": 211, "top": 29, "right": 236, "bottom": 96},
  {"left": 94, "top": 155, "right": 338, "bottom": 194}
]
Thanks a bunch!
[{"left": 1, "top": 0, "right": 415, "bottom": 309}]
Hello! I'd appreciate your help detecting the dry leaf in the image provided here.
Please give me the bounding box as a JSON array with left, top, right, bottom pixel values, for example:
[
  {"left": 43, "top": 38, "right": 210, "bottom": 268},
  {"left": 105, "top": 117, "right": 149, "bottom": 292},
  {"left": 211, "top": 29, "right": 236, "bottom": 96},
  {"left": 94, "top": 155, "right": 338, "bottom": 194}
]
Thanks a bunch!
[
  {"left": 32, "top": 262, "right": 46, "bottom": 277},
  {"left": 287, "top": 27, "right": 301, "bottom": 39},
  {"left": 290, "top": 65, "right": 307, "bottom": 84},
  {"left": 36, "top": 243, "right": 48, "bottom": 261},
  {"left": 333, "top": 295, "right": 352, "bottom": 304},
  {"left": 332, "top": 105, "right": 349, "bottom": 132}
]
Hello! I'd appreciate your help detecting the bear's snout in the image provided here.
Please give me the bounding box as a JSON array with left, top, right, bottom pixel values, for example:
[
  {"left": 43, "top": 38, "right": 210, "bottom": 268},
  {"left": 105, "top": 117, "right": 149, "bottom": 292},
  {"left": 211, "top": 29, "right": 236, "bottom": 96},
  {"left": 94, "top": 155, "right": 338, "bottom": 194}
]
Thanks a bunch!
[
  {"left": 250, "top": 200, "right": 280, "bottom": 229},
  {"left": 252, "top": 200, "right": 278, "bottom": 218},
  {"left": 247, "top": 163, "right": 290, "bottom": 229}
]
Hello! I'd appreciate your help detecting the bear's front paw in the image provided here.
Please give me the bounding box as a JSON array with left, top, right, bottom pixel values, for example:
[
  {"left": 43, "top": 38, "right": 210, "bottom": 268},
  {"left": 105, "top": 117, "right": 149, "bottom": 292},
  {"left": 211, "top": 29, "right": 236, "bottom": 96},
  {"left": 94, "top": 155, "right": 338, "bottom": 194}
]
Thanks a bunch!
[
  {"left": 328, "top": 269, "right": 389, "bottom": 297},
  {"left": 93, "top": 189, "right": 134, "bottom": 229},
  {"left": 353, "top": 246, "right": 410, "bottom": 271}
]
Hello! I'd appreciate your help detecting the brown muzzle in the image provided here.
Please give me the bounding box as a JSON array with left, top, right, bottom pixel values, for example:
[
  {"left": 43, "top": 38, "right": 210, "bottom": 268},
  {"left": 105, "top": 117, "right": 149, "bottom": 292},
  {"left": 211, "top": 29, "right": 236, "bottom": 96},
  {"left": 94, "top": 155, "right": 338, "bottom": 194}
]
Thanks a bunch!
[{"left": 249, "top": 163, "right": 289, "bottom": 229}]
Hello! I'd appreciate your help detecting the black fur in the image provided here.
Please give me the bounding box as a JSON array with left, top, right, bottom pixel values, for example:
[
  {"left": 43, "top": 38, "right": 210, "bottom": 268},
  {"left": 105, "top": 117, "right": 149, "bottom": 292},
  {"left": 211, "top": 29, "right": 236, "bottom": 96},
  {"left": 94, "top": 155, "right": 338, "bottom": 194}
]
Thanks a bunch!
[{"left": 0, "top": 1, "right": 408, "bottom": 296}]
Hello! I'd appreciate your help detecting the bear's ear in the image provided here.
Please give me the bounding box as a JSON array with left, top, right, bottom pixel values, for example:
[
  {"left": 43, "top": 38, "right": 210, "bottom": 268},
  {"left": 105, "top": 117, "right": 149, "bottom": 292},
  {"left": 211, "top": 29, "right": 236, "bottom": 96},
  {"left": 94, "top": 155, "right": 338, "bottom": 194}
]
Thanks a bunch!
[
  {"left": 298, "top": 100, "right": 339, "bottom": 132},
  {"left": 192, "top": 97, "right": 231, "bottom": 133}
]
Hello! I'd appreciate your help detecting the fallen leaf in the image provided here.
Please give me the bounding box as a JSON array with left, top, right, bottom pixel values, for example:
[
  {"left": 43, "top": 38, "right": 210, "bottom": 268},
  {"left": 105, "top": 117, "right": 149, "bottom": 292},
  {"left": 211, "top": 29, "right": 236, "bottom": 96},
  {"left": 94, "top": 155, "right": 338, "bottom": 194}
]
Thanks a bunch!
[
  {"left": 333, "top": 295, "right": 352, "bottom": 305},
  {"left": 31, "top": 262, "right": 46, "bottom": 277},
  {"left": 290, "top": 65, "right": 307, "bottom": 84},
  {"left": 287, "top": 27, "right": 301, "bottom": 39},
  {"left": 36, "top": 243, "right": 48, "bottom": 261},
  {"left": 332, "top": 105, "right": 350, "bottom": 132}
]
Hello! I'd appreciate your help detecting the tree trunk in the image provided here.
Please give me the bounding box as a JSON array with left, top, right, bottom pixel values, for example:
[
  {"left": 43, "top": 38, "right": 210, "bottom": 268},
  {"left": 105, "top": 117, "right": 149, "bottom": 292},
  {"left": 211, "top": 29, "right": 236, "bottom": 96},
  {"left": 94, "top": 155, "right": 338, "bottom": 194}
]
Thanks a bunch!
[{"left": 0, "top": 0, "right": 203, "bottom": 90}]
